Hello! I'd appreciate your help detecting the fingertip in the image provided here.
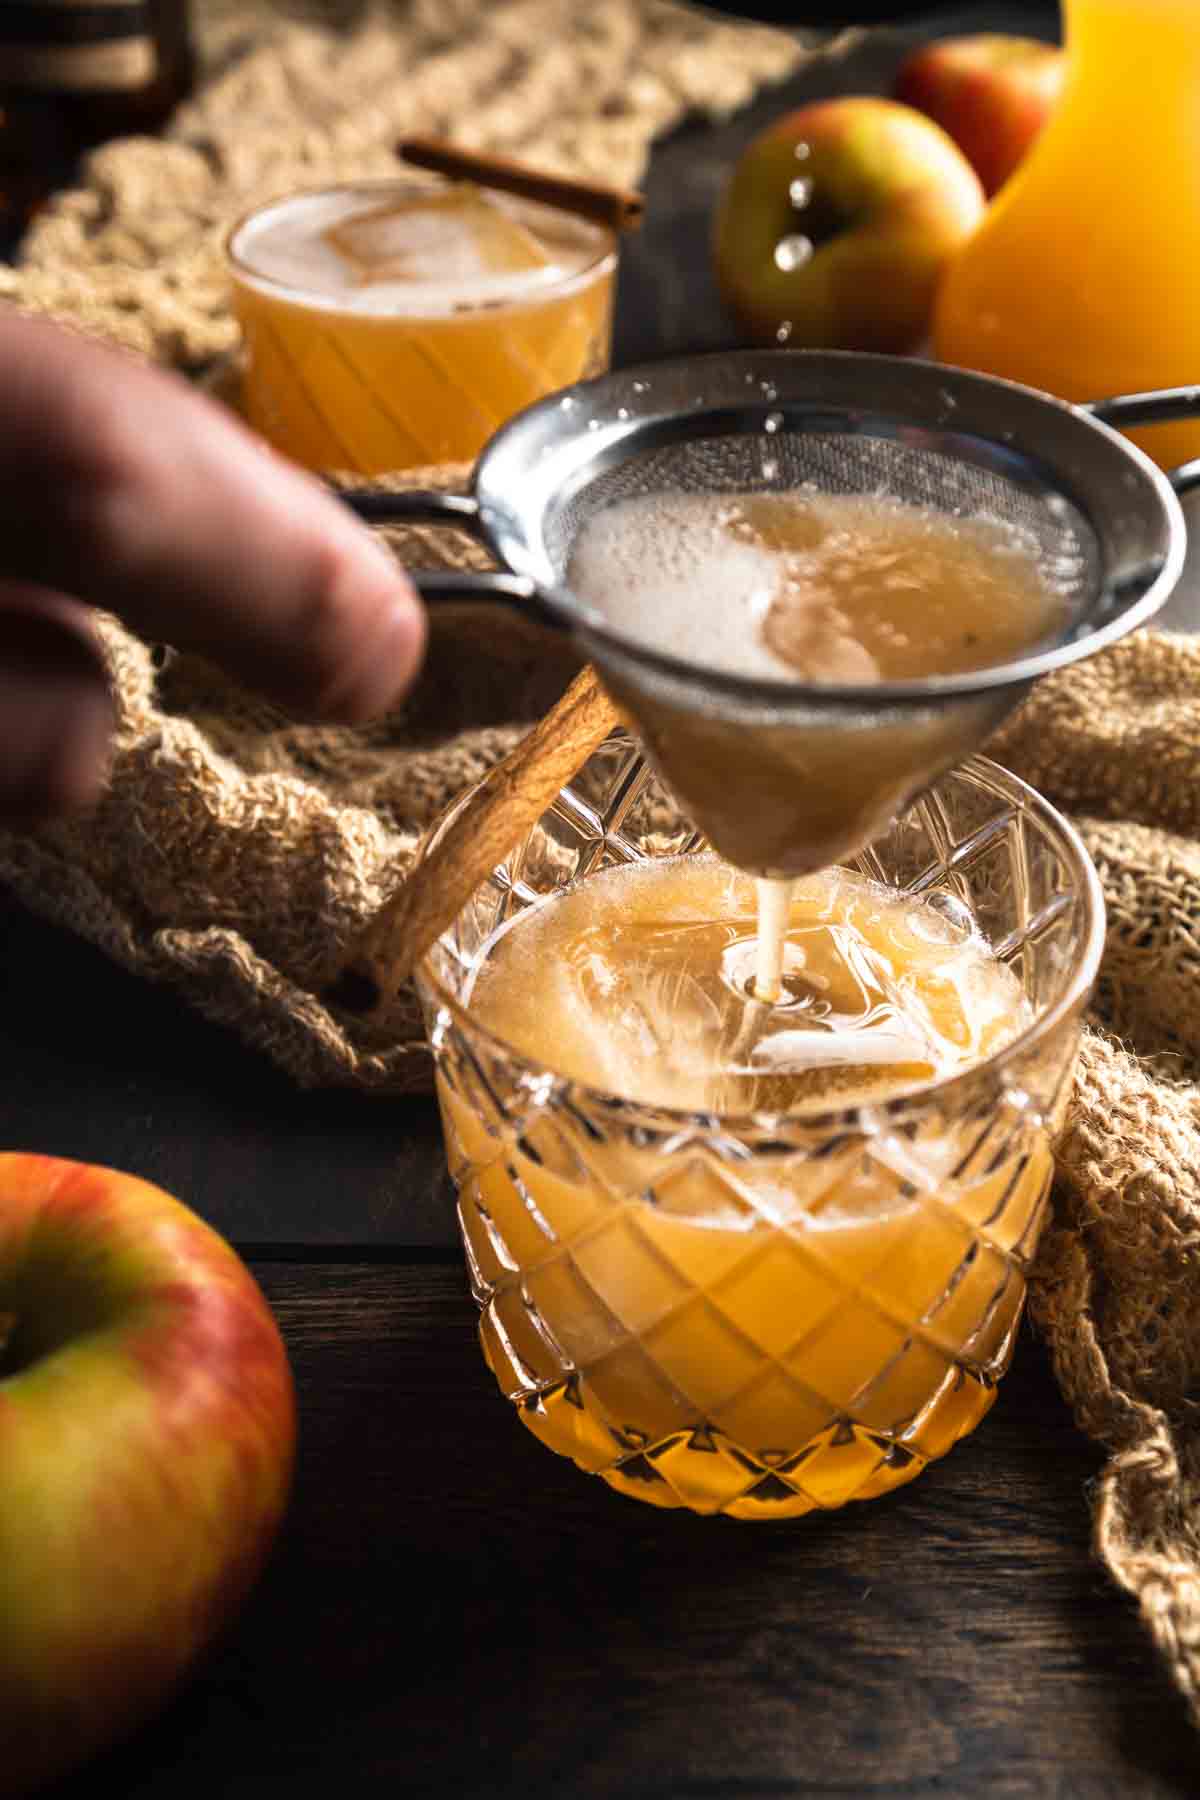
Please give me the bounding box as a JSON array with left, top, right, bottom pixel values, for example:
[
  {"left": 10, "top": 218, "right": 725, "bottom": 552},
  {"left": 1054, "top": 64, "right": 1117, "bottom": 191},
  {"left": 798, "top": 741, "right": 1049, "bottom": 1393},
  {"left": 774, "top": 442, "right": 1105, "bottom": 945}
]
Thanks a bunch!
[
  {"left": 309, "top": 556, "right": 428, "bottom": 726},
  {"left": 37, "top": 682, "right": 115, "bottom": 819},
  {"left": 0, "top": 609, "right": 115, "bottom": 828},
  {"left": 380, "top": 581, "right": 428, "bottom": 711},
  {"left": 380, "top": 583, "right": 428, "bottom": 714}
]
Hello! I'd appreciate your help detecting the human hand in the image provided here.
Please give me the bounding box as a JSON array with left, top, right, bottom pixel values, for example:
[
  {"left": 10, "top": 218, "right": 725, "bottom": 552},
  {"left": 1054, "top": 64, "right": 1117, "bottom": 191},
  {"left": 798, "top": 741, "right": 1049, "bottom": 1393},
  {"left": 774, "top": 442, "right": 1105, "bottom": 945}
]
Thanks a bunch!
[{"left": 0, "top": 310, "right": 426, "bottom": 826}]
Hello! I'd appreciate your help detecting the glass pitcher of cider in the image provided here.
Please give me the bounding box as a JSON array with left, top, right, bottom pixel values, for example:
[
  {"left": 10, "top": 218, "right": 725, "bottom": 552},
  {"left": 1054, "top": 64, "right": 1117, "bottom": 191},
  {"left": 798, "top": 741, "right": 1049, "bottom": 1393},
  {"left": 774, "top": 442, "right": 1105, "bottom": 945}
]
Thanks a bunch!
[{"left": 936, "top": 0, "right": 1200, "bottom": 472}]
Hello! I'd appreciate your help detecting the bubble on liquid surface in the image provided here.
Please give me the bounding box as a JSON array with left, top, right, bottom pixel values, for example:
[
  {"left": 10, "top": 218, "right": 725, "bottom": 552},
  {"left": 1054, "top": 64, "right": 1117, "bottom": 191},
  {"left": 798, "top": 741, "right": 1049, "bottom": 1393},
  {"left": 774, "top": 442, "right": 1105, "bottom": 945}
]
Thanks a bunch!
[
  {"left": 789, "top": 177, "right": 814, "bottom": 209},
  {"left": 720, "top": 934, "right": 827, "bottom": 1010},
  {"left": 764, "top": 412, "right": 783, "bottom": 435},
  {"left": 565, "top": 488, "right": 1066, "bottom": 688},
  {"left": 565, "top": 491, "right": 787, "bottom": 680},
  {"left": 911, "top": 890, "right": 977, "bottom": 946}
]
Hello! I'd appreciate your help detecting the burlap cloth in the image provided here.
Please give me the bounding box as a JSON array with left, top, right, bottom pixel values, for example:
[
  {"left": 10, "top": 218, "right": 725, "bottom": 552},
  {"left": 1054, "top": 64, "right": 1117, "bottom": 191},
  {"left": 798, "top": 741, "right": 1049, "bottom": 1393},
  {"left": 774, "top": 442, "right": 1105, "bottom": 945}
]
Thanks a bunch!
[{"left": 5, "top": 0, "right": 1200, "bottom": 1740}]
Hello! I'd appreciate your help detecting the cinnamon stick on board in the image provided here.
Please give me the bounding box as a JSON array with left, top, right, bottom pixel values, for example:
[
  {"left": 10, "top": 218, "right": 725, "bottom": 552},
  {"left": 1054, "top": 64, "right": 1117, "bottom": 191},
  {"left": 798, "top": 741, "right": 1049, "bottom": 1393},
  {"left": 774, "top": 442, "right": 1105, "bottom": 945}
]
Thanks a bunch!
[
  {"left": 325, "top": 665, "right": 621, "bottom": 1022},
  {"left": 396, "top": 136, "right": 645, "bottom": 236}
]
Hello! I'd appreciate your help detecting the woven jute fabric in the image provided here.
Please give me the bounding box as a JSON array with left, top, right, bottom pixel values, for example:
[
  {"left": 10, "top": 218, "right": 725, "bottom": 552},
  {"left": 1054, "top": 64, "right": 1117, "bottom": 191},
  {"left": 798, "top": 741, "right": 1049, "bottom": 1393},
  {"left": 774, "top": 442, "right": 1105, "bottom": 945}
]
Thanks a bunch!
[
  {"left": 6, "top": 0, "right": 1200, "bottom": 1740},
  {"left": 987, "top": 644, "right": 1200, "bottom": 1730}
]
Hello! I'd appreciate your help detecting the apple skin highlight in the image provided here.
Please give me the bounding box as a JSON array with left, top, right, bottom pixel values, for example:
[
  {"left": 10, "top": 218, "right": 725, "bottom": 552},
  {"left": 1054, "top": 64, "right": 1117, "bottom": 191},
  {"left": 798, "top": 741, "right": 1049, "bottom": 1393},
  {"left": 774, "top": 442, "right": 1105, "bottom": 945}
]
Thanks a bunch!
[
  {"left": 0, "top": 1153, "right": 296, "bottom": 1796},
  {"left": 712, "top": 97, "right": 985, "bottom": 356}
]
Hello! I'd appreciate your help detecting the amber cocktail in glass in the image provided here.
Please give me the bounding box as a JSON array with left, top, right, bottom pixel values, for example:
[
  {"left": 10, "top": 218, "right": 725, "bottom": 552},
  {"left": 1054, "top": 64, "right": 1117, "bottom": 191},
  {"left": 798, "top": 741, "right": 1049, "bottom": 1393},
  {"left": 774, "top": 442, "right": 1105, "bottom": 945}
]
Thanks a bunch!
[
  {"left": 415, "top": 740, "right": 1101, "bottom": 1520},
  {"left": 228, "top": 179, "right": 616, "bottom": 474}
]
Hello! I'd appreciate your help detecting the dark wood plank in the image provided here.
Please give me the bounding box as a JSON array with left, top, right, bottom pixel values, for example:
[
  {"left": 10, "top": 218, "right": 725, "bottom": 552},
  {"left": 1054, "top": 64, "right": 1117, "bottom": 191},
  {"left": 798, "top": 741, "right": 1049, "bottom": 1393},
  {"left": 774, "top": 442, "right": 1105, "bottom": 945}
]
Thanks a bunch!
[
  {"left": 0, "top": 891, "right": 458, "bottom": 1247},
  {"left": 46, "top": 1263, "right": 1199, "bottom": 1799}
]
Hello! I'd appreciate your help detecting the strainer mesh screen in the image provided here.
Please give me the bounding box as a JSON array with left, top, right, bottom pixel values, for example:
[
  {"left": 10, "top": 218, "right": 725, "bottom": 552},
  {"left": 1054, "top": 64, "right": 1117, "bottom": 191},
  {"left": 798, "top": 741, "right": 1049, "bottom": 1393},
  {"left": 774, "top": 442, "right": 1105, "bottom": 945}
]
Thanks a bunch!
[{"left": 542, "top": 431, "right": 1100, "bottom": 621}]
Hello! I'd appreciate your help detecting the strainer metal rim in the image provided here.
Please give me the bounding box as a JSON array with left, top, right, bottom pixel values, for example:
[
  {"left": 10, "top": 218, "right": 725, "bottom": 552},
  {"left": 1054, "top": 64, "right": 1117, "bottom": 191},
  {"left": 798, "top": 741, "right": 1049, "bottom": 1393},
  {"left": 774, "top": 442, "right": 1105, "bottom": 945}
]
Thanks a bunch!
[{"left": 472, "top": 349, "right": 1186, "bottom": 708}]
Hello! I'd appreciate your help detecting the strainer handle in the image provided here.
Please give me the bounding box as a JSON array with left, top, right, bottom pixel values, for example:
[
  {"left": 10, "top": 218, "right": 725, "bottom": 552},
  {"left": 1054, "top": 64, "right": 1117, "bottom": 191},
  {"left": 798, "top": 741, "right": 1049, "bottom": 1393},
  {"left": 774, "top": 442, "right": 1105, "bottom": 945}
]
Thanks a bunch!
[
  {"left": 337, "top": 487, "right": 484, "bottom": 532},
  {"left": 1083, "top": 388, "right": 1200, "bottom": 497},
  {"left": 408, "top": 569, "right": 554, "bottom": 620},
  {"left": 335, "top": 486, "right": 561, "bottom": 624}
]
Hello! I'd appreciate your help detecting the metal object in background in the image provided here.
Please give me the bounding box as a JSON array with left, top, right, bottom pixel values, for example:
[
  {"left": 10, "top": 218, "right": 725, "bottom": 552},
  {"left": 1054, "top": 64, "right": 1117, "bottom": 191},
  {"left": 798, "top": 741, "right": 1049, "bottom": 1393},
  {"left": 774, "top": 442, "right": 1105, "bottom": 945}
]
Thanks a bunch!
[{"left": 0, "top": 1, "right": 193, "bottom": 233}]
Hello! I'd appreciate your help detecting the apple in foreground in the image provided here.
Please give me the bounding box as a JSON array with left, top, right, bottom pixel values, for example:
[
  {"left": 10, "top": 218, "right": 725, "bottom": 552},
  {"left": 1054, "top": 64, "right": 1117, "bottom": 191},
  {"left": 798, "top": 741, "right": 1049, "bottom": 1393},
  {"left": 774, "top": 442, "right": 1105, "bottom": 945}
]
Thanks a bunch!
[
  {"left": 0, "top": 1154, "right": 296, "bottom": 1795},
  {"left": 894, "top": 34, "right": 1066, "bottom": 199},
  {"left": 713, "top": 97, "right": 986, "bottom": 356}
]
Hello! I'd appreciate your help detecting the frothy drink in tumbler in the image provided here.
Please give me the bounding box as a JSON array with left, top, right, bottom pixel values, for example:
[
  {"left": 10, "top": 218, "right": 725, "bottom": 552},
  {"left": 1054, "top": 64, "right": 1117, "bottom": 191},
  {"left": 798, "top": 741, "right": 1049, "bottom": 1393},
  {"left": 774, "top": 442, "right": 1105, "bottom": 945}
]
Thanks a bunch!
[{"left": 229, "top": 182, "right": 616, "bottom": 472}]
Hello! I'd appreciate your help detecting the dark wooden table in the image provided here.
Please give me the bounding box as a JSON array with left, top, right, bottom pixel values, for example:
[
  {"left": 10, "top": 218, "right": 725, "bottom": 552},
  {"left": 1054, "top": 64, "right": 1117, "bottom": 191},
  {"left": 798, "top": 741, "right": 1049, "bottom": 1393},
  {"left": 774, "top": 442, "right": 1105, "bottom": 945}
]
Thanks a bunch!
[{"left": 5, "top": 4, "right": 1200, "bottom": 1793}]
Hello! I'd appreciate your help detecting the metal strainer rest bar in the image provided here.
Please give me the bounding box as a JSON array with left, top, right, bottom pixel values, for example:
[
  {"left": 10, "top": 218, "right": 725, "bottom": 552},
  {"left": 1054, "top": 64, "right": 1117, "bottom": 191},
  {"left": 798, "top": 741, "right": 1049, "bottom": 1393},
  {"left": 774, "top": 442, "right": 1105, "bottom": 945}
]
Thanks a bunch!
[{"left": 339, "top": 349, "right": 1200, "bottom": 876}]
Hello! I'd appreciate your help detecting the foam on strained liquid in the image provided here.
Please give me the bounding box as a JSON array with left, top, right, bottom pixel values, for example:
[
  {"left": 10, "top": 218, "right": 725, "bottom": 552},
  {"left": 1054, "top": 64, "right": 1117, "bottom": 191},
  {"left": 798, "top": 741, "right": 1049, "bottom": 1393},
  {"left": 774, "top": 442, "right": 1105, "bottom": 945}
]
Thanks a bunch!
[
  {"left": 568, "top": 489, "right": 1063, "bottom": 687},
  {"left": 568, "top": 492, "right": 792, "bottom": 681},
  {"left": 566, "top": 486, "right": 1066, "bottom": 886},
  {"left": 230, "top": 186, "right": 606, "bottom": 316}
]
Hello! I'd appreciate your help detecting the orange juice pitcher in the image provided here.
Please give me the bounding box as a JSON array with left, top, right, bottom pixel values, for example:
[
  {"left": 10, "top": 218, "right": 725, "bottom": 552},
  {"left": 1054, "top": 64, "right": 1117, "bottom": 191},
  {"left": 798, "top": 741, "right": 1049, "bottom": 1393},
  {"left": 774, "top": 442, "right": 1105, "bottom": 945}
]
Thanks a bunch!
[{"left": 935, "top": 0, "right": 1200, "bottom": 470}]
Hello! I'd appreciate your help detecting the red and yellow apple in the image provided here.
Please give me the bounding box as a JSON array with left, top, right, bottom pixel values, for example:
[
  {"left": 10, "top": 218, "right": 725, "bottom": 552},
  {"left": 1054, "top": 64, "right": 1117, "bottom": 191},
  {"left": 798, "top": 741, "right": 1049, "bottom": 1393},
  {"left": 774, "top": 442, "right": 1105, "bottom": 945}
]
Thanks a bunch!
[
  {"left": 0, "top": 1154, "right": 296, "bottom": 1795},
  {"left": 894, "top": 34, "right": 1066, "bottom": 199},
  {"left": 712, "top": 97, "right": 986, "bottom": 356}
]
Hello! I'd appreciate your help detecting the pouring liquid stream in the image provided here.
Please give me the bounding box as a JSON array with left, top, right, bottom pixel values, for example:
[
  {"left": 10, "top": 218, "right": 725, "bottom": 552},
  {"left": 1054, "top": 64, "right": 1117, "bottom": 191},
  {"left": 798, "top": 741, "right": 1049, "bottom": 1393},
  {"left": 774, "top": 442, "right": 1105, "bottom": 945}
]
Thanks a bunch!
[{"left": 755, "top": 875, "right": 792, "bottom": 1005}]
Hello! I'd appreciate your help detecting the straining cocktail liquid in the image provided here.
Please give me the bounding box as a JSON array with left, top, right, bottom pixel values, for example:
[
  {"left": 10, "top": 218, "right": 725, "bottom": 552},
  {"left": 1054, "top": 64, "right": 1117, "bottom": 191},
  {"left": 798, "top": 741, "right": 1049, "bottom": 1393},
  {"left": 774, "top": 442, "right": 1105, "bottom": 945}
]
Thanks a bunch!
[
  {"left": 441, "top": 860, "right": 1049, "bottom": 1517},
  {"left": 570, "top": 488, "right": 1065, "bottom": 995},
  {"left": 438, "top": 489, "right": 1065, "bottom": 1515},
  {"left": 569, "top": 489, "right": 1066, "bottom": 890}
]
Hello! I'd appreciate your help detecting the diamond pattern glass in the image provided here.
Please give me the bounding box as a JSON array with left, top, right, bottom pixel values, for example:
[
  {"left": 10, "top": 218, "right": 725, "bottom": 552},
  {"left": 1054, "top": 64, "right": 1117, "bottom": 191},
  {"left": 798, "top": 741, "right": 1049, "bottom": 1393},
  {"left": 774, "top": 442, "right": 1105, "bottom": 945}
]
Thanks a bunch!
[
  {"left": 229, "top": 184, "right": 616, "bottom": 474},
  {"left": 415, "top": 737, "right": 1102, "bottom": 1519}
]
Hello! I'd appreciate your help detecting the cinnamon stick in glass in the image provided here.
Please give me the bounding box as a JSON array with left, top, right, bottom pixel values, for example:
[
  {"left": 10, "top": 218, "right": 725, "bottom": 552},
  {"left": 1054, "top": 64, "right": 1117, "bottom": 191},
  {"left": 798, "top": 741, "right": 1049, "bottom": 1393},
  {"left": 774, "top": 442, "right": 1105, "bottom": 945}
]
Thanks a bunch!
[
  {"left": 325, "top": 665, "right": 621, "bottom": 1021},
  {"left": 396, "top": 135, "right": 644, "bottom": 235}
]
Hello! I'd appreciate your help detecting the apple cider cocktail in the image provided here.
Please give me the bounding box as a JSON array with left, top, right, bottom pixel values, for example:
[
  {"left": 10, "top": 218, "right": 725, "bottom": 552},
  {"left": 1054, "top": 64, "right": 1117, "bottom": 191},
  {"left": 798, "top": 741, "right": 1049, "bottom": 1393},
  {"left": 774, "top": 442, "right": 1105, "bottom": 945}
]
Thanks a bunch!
[
  {"left": 228, "top": 181, "right": 616, "bottom": 474},
  {"left": 419, "top": 487, "right": 1096, "bottom": 1519}
]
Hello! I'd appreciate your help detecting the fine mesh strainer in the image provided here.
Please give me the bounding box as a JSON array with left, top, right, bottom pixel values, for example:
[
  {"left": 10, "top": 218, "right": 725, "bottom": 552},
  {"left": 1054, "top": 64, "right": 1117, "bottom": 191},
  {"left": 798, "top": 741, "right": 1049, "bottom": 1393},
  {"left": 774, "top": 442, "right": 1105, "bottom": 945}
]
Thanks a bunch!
[{"left": 342, "top": 349, "right": 1200, "bottom": 876}]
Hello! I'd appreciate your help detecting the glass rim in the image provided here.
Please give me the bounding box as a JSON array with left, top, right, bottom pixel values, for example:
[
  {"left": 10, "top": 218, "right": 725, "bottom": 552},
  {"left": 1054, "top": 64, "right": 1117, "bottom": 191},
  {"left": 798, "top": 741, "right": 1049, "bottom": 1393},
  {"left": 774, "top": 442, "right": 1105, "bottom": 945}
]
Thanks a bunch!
[
  {"left": 414, "top": 750, "right": 1107, "bottom": 1138},
  {"left": 224, "top": 176, "right": 619, "bottom": 320}
]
